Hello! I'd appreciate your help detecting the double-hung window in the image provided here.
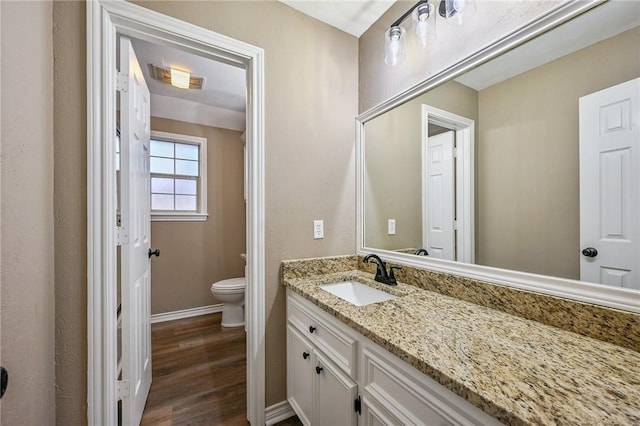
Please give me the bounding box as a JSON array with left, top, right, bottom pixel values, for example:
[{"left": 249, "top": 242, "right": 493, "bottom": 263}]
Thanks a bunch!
[{"left": 149, "top": 130, "right": 208, "bottom": 221}]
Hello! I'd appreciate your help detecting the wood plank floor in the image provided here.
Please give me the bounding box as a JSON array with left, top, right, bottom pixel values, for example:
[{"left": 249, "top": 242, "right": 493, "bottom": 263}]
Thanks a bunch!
[{"left": 140, "top": 313, "right": 301, "bottom": 426}]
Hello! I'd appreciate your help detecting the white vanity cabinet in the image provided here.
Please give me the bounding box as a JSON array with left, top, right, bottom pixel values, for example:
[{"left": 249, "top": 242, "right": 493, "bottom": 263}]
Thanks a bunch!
[
  {"left": 286, "top": 289, "right": 502, "bottom": 426},
  {"left": 287, "top": 291, "right": 359, "bottom": 426},
  {"left": 287, "top": 325, "right": 358, "bottom": 426}
]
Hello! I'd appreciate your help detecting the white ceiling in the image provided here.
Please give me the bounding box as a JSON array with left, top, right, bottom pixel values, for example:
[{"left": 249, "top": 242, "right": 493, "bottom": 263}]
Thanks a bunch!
[
  {"left": 455, "top": 0, "right": 640, "bottom": 91},
  {"left": 130, "top": 37, "right": 246, "bottom": 131},
  {"left": 278, "top": 0, "right": 396, "bottom": 37}
]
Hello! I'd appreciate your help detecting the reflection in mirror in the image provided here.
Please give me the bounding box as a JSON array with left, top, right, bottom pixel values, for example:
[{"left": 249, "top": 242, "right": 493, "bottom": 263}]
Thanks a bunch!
[{"left": 362, "top": 1, "right": 640, "bottom": 290}]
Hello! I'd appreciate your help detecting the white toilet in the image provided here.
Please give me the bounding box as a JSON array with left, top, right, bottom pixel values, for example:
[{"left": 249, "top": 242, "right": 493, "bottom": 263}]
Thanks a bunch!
[{"left": 210, "top": 277, "right": 246, "bottom": 327}]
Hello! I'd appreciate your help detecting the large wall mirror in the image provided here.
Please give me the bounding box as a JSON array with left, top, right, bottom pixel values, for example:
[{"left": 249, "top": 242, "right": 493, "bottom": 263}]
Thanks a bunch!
[{"left": 357, "top": 0, "right": 640, "bottom": 312}]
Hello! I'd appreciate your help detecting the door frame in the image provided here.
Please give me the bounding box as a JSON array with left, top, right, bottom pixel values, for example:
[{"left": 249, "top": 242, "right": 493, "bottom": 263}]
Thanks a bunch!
[
  {"left": 421, "top": 105, "right": 475, "bottom": 263},
  {"left": 87, "top": 1, "right": 266, "bottom": 425}
]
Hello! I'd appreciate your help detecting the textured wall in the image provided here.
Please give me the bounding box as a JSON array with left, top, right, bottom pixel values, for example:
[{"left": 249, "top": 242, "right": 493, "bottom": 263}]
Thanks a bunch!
[
  {"left": 53, "top": 0, "right": 358, "bottom": 421},
  {"left": 149, "top": 117, "right": 245, "bottom": 314},
  {"left": 53, "top": 1, "right": 87, "bottom": 424},
  {"left": 1, "top": 1, "right": 55, "bottom": 424},
  {"left": 359, "top": 0, "right": 560, "bottom": 112}
]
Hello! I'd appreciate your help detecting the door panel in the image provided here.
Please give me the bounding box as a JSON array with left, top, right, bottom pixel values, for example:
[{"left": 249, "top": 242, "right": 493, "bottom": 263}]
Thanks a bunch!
[
  {"left": 579, "top": 78, "right": 639, "bottom": 288},
  {"left": 287, "top": 325, "right": 313, "bottom": 426},
  {"left": 426, "top": 131, "right": 455, "bottom": 260},
  {"left": 120, "top": 35, "right": 152, "bottom": 425},
  {"left": 314, "top": 351, "right": 357, "bottom": 426}
]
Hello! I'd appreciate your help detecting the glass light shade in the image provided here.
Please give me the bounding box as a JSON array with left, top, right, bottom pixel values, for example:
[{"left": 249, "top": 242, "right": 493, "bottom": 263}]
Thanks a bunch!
[
  {"left": 444, "top": 0, "right": 477, "bottom": 25},
  {"left": 170, "top": 68, "right": 191, "bottom": 89},
  {"left": 384, "top": 26, "right": 406, "bottom": 66},
  {"left": 412, "top": 2, "right": 437, "bottom": 47}
]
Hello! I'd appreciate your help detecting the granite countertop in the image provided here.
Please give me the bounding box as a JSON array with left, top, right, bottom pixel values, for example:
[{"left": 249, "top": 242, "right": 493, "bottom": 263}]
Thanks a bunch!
[{"left": 283, "top": 270, "right": 640, "bottom": 426}]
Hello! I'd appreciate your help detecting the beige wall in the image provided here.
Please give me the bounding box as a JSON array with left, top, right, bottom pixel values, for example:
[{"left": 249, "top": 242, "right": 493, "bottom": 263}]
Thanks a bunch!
[
  {"left": 53, "top": 1, "right": 86, "bottom": 423},
  {"left": 359, "top": 0, "right": 559, "bottom": 112},
  {"left": 150, "top": 117, "right": 245, "bottom": 314},
  {"left": 364, "top": 81, "right": 477, "bottom": 250},
  {"left": 476, "top": 26, "right": 640, "bottom": 279},
  {"left": 53, "top": 0, "right": 357, "bottom": 421},
  {"left": 1, "top": 1, "right": 55, "bottom": 424}
]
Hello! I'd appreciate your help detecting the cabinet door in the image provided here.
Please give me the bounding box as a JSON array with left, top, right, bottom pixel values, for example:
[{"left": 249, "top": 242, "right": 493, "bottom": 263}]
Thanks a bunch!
[
  {"left": 361, "top": 395, "right": 403, "bottom": 426},
  {"left": 287, "top": 325, "right": 314, "bottom": 425},
  {"left": 314, "top": 351, "right": 358, "bottom": 426}
]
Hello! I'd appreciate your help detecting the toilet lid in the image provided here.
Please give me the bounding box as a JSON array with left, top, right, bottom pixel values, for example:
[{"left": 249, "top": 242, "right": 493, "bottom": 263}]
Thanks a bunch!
[{"left": 211, "top": 277, "right": 246, "bottom": 291}]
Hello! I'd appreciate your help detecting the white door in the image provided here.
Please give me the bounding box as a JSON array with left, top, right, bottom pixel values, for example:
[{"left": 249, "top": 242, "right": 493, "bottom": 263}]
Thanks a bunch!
[
  {"left": 120, "top": 36, "right": 152, "bottom": 424},
  {"left": 579, "top": 78, "right": 640, "bottom": 289},
  {"left": 424, "top": 131, "right": 455, "bottom": 260}
]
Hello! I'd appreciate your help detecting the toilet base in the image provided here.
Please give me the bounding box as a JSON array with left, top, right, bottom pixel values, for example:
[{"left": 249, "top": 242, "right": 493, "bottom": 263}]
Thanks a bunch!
[{"left": 221, "top": 303, "right": 245, "bottom": 328}]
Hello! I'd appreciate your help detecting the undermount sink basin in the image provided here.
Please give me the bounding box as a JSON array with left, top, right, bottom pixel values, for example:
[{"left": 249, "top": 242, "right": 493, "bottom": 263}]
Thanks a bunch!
[{"left": 319, "top": 281, "right": 396, "bottom": 306}]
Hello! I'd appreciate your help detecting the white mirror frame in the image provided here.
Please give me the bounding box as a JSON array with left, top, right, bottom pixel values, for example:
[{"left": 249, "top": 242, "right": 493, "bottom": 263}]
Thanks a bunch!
[{"left": 356, "top": 0, "right": 640, "bottom": 314}]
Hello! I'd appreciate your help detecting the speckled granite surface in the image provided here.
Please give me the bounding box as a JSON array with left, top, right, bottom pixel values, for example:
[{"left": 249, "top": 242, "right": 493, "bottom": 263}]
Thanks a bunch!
[
  {"left": 281, "top": 258, "right": 640, "bottom": 426},
  {"left": 357, "top": 257, "right": 640, "bottom": 352}
]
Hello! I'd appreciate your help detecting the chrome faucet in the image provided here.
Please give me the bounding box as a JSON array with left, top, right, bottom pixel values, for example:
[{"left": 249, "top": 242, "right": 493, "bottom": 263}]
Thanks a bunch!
[{"left": 363, "top": 254, "right": 400, "bottom": 286}]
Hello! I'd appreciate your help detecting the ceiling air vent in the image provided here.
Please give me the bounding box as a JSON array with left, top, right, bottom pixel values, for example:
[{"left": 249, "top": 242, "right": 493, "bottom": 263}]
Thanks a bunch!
[{"left": 149, "top": 64, "right": 206, "bottom": 90}]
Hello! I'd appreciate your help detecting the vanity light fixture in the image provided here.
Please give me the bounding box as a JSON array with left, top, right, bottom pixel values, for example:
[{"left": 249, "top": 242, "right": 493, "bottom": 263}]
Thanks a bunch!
[{"left": 384, "top": 0, "right": 477, "bottom": 66}]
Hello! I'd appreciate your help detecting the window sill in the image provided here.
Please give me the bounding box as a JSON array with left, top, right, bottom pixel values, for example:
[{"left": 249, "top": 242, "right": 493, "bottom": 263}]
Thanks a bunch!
[{"left": 151, "top": 213, "right": 209, "bottom": 222}]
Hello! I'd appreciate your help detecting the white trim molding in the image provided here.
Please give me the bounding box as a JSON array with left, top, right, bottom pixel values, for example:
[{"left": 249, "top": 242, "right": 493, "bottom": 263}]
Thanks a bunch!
[
  {"left": 150, "top": 304, "right": 222, "bottom": 324},
  {"left": 356, "top": 0, "right": 639, "bottom": 314},
  {"left": 265, "top": 401, "right": 296, "bottom": 426},
  {"left": 87, "top": 1, "right": 266, "bottom": 425}
]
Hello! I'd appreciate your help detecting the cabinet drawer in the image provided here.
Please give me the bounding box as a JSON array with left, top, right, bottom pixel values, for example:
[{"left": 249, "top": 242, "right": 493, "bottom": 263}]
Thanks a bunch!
[
  {"left": 361, "top": 343, "right": 502, "bottom": 426},
  {"left": 287, "top": 290, "right": 358, "bottom": 378}
]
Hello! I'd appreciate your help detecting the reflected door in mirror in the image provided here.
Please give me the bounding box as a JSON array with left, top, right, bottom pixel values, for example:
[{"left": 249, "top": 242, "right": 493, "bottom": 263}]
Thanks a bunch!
[{"left": 579, "top": 77, "right": 640, "bottom": 289}]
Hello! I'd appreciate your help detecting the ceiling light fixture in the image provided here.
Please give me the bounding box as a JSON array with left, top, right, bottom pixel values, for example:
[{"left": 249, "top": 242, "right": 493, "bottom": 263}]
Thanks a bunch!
[
  {"left": 384, "top": 0, "right": 477, "bottom": 66},
  {"left": 149, "top": 64, "right": 206, "bottom": 90},
  {"left": 170, "top": 68, "right": 191, "bottom": 89}
]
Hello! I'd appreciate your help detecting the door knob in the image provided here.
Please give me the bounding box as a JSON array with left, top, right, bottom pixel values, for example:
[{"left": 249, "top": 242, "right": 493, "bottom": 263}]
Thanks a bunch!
[
  {"left": 0, "top": 367, "right": 8, "bottom": 399},
  {"left": 581, "top": 247, "right": 598, "bottom": 258},
  {"left": 148, "top": 248, "right": 160, "bottom": 258}
]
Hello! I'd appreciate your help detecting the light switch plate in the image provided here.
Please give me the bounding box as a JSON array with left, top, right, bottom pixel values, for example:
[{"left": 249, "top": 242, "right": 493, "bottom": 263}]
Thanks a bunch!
[
  {"left": 314, "top": 220, "right": 324, "bottom": 239},
  {"left": 388, "top": 219, "right": 396, "bottom": 235}
]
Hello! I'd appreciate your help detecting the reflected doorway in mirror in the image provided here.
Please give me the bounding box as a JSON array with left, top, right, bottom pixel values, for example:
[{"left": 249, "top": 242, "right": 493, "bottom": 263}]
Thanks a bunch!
[{"left": 422, "top": 105, "right": 474, "bottom": 263}]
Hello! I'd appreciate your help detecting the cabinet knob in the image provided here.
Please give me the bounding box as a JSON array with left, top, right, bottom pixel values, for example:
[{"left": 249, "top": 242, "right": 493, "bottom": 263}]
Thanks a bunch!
[
  {"left": 309, "top": 326, "right": 316, "bottom": 334},
  {"left": 302, "top": 352, "right": 310, "bottom": 360},
  {"left": 315, "top": 366, "right": 323, "bottom": 375}
]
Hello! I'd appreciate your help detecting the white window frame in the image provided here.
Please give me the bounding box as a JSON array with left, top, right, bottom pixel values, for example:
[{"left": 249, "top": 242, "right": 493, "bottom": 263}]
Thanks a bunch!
[{"left": 150, "top": 130, "right": 208, "bottom": 221}]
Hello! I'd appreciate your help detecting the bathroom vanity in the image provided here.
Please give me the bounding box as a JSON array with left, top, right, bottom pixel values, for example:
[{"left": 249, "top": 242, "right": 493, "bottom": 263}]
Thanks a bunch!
[
  {"left": 282, "top": 256, "right": 640, "bottom": 425},
  {"left": 287, "top": 287, "right": 502, "bottom": 425}
]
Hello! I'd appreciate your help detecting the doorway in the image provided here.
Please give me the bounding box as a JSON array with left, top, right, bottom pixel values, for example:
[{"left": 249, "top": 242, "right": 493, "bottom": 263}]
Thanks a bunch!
[
  {"left": 421, "top": 104, "right": 475, "bottom": 263},
  {"left": 116, "top": 33, "right": 250, "bottom": 424},
  {"left": 87, "top": 1, "right": 265, "bottom": 424}
]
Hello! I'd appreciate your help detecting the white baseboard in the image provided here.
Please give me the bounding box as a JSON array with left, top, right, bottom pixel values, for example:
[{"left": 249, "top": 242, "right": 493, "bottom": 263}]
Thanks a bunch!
[
  {"left": 265, "top": 400, "right": 296, "bottom": 425},
  {"left": 150, "top": 304, "right": 223, "bottom": 324}
]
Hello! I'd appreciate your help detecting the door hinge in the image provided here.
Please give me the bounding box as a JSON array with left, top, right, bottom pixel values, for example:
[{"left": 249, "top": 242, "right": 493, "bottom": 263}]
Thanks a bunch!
[
  {"left": 453, "top": 147, "right": 459, "bottom": 158},
  {"left": 116, "top": 72, "right": 128, "bottom": 92},
  {"left": 453, "top": 220, "right": 458, "bottom": 230},
  {"left": 117, "top": 380, "right": 130, "bottom": 400},
  {"left": 116, "top": 227, "right": 129, "bottom": 246},
  {"left": 354, "top": 395, "right": 361, "bottom": 415}
]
